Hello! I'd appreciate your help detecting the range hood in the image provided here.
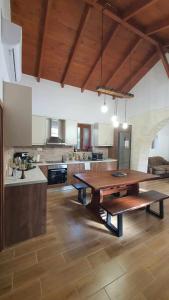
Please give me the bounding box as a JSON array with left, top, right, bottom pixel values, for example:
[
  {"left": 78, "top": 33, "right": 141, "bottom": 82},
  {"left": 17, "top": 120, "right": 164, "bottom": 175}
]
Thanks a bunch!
[{"left": 47, "top": 119, "right": 66, "bottom": 145}]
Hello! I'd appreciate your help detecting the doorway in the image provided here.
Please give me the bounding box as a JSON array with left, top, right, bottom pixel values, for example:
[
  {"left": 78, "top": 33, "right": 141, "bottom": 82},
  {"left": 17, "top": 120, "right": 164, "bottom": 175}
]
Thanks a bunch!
[{"left": 0, "top": 102, "right": 3, "bottom": 251}]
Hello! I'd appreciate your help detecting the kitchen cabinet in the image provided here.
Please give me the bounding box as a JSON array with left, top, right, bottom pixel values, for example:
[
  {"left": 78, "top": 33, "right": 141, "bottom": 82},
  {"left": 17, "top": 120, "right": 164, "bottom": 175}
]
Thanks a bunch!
[
  {"left": 4, "top": 82, "right": 32, "bottom": 147},
  {"left": 91, "top": 161, "right": 117, "bottom": 172},
  {"left": 93, "top": 123, "right": 114, "bottom": 146},
  {"left": 65, "top": 120, "right": 77, "bottom": 145},
  {"left": 67, "top": 163, "right": 85, "bottom": 185},
  {"left": 39, "top": 165, "right": 48, "bottom": 178},
  {"left": 4, "top": 182, "right": 47, "bottom": 247},
  {"left": 32, "top": 115, "right": 47, "bottom": 145}
]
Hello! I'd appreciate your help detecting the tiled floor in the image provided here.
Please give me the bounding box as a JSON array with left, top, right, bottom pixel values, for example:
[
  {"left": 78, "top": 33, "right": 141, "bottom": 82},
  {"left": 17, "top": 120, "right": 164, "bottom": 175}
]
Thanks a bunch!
[{"left": 1, "top": 179, "right": 169, "bottom": 299}]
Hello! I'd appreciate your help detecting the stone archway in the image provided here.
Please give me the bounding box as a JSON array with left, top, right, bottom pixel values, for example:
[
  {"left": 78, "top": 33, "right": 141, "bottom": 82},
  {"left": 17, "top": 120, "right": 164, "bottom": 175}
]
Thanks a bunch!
[{"left": 129, "top": 109, "right": 169, "bottom": 172}]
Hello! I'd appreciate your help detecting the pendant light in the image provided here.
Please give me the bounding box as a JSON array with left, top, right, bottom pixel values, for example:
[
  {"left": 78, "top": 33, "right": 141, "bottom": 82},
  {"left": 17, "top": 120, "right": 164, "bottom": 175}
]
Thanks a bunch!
[
  {"left": 122, "top": 100, "right": 128, "bottom": 129},
  {"left": 101, "top": 94, "right": 108, "bottom": 113},
  {"left": 111, "top": 99, "right": 119, "bottom": 127},
  {"left": 99, "top": 8, "right": 108, "bottom": 113}
]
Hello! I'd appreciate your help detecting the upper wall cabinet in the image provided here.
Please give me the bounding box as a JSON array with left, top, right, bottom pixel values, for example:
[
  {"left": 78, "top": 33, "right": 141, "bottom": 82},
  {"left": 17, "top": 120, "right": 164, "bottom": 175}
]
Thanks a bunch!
[
  {"left": 65, "top": 120, "right": 77, "bottom": 146},
  {"left": 94, "top": 123, "right": 114, "bottom": 146},
  {"left": 32, "top": 115, "right": 47, "bottom": 145},
  {"left": 4, "top": 82, "right": 32, "bottom": 147}
]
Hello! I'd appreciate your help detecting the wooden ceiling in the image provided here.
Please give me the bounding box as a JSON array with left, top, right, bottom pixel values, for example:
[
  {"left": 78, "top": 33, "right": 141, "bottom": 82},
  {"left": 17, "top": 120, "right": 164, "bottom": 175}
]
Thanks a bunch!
[{"left": 11, "top": 0, "right": 169, "bottom": 93}]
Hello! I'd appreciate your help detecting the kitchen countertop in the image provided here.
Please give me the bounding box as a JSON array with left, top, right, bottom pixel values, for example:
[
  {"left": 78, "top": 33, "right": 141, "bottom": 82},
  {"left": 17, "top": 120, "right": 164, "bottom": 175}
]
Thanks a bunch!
[
  {"left": 5, "top": 166, "right": 47, "bottom": 187},
  {"left": 35, "top": 159, "right": 117, "bottom": 166}
]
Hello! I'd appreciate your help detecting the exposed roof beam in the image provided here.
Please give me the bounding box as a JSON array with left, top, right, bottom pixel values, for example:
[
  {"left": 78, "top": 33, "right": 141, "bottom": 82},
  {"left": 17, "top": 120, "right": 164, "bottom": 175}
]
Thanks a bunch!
[
  {"left": 37, "top": 0, "right": 51, "bottom": 82},
  {"left": 60, "top": 4, "right": 92, "bottom": 87},
  {"left": 104, "top": 38, "right": 142, "bottom": 87},
  {"left": 157, "top": 46, "right": 169, "bottom": 77},
  {"left": 81, "top": 0, "right": 158, "bottom": 92},
  {"left": 84, "top": 0, "right": 169, "bottom": 78},
  {"left": 121, "top": 52, "right": 159, "bottom": 93},
  {"left": 147, "top": 18, "right": 169, "bottom": 35},
  {"left": 84, "top": 0, "right": 158, "bottom": 46},
  {"left": 122, "top": 0, "right": 159, "bottom": 21},
  {"left": 81, "top": 24, "right": 120, "bottom": 92}
]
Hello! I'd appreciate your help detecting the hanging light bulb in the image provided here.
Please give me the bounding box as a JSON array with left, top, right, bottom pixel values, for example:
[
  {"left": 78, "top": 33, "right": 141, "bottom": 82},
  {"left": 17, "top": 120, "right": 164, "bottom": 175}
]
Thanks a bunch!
[
  {"left": 122, "top": 122, "right": 128, "bottom": 129},
  {"left": 101, "top": 95, "right": 108, "bottom": 113},
  {"left": 113, "top": 119, "right": 119, "bottom": 128}
]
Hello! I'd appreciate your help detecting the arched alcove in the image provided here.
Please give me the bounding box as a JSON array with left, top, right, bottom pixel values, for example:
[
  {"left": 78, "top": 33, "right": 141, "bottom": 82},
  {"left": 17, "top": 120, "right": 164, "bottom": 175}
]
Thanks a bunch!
[{"left": 130, "top": 110, "right": 169, "bottom": 172}]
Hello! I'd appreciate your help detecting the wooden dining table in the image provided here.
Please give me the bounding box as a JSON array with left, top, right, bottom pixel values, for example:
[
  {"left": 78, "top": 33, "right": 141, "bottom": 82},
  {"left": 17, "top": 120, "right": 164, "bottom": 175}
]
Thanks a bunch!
[{"left": 74, "top": 170, "right": 159, "bottom": 213}]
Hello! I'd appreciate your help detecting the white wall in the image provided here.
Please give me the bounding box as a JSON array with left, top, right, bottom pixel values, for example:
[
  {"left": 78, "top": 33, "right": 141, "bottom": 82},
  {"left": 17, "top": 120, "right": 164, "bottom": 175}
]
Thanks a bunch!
[
  {"left": 20, "top": 74, "right": 126, "bottom": 124},
  {"left": 0, "top": 0, "right": 11, "bottom": 100},
  {"left": 149, "top": 122, "right": 169, "bottom": 160}
]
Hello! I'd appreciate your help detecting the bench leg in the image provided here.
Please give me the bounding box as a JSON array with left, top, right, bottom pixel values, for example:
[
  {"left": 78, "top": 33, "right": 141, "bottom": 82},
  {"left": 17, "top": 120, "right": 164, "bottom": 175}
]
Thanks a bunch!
[
  {"left": 146, "top": 200, "right": 164, "bottom": 219},
  {"left": 105, "top": 213, "right": 123, "bottom": 237},
  {"left": 78, "top": 189, "right": 87, "bottom": 205}
]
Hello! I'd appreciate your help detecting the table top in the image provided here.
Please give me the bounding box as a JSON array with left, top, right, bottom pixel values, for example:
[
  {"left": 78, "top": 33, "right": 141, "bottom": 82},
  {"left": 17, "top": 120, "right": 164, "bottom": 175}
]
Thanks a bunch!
[{"left": 74, "top": 170, "right": 158, "bottom": 190}]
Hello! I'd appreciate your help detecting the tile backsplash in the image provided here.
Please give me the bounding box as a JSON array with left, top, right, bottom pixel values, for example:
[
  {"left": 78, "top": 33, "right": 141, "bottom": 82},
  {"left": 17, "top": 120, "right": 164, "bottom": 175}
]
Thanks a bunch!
[{"left": 4, "top": 146, "right": 109, "bottom": 175}]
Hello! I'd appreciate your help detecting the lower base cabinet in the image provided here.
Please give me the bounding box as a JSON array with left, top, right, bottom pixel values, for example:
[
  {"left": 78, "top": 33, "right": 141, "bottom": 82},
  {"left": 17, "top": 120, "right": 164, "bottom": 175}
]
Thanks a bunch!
[
  {"left": 67, "top": 161, "right": 117, "bottom": 185},
  {"left": 4, "top": 183, "right": 47, "bottom": 247}
]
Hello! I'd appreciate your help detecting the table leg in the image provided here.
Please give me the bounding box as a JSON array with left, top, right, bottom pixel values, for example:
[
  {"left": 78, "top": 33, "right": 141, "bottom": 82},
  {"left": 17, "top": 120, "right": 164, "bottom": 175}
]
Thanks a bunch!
[{"left": 127, "top": 183, "right": 139, "bottom": 195}]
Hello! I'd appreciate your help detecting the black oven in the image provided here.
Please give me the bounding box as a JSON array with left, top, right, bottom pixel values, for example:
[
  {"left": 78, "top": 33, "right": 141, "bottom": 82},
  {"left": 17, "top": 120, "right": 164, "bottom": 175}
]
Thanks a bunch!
[{"left": 48, "top": 164, "right": 67, "bottom": 185}]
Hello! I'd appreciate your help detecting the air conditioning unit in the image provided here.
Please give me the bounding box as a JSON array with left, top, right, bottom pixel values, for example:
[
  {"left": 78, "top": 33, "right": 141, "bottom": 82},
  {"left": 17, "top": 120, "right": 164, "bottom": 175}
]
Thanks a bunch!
[{"left": 1, "top": 16, "right": 22, "bottom": 82}]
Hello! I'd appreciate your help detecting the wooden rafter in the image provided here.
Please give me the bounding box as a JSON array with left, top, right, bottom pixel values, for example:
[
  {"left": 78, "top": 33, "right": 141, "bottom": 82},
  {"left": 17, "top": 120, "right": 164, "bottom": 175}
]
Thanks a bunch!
[
  {"left": 157, "top": 47, "right": 169, "bottom": 77},
  {"left": 81, "top": 0, "right": 159, "bottom": 92},
  {"left": 104, "top": 38, "right": 142, "bottom": 87},
  {"left": 84, "top": 0, "right": 169, "bottom": 79},
  {"left": 60, "top": 4, "right": 92, "bottom": 87},
  {"left": 121, "top": 52, "right": 159, "bottom": 93},
  {"left": 147, "top": 18, "right": 169, "bottom": 35},
  {"left": 37, "top": 0, "right": 51, "bottom": 82},
  {"left": 81, "top": 24, "right": 120, "bottom": 92},
  {"left": 122, "top": 0, "right": 159, "bottom": 21}
]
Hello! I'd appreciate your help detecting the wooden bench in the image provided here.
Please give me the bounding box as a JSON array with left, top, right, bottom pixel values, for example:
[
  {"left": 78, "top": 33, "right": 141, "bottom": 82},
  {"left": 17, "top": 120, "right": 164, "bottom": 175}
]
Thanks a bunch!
[
  {"left": 72, "top": 182, "right": 89, "bottom": 205},
  {"left": 100, "top": 190, "right": 169, "bottom": 237}
]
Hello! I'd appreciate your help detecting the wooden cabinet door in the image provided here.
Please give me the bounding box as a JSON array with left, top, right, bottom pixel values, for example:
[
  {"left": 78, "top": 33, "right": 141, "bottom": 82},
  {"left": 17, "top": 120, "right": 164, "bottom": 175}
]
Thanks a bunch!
[
  {"left": 32, "top": 115, "right": 46, "bottom": 145},
  {"left": 91, "top": 161, "right": 117, "bottom": 172},
  {"left": 4, "top": 82, "right": 32, "bottom": 147},
  {"left": 67, "top": 163, "right": 85, "bottom": 185},
  {"left": 65, "top": 120, "right": 77, "bottom": 145},
  {"left": 0, "top": 103, "right": 3, "bottom": 251},
  {"left": 39, "top": 165, "right": 48, "bottom": 178}
]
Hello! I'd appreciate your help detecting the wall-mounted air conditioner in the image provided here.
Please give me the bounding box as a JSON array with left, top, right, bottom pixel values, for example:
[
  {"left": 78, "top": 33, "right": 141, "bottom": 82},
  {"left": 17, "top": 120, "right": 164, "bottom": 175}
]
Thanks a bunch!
[{"left": 1, "top": 15, "right": 22, "bottom": 82}]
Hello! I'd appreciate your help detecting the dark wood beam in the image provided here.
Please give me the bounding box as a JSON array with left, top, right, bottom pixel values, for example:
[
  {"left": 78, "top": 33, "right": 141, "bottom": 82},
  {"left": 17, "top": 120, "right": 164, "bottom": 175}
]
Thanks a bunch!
[
  {"left": 147, "top": 18, "right": 169, "bottom": 35},
  {"left": 81, "top": 0, "right": 158, "bottom": 92},
  {"left": 81, "top": 24, "right": 120, "bottom": 92},
  {"left": 84, "top": 0, "right": 159, "bottom": 46},
  {"left": 37, "top": 0, "right": 51, "bottom": 82},
  {"left": 60, "top": 4, "right": 92, "bottom": 87},
  {"left": 105, "top": 38, "right": 142, "bottom": 87},
  {"left": 121, "top": 52, "right": 159, "bottom": 93},
  {"left": 122, "top": 0, "right": 159, "bottom": 21},
  {"left": 157, "top": 46, "right": 169, "bottom": 77}
]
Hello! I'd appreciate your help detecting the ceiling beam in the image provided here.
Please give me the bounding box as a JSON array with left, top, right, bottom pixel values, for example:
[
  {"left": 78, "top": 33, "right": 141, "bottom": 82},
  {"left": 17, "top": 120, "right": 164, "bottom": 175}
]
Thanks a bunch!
[
  {"left": 121, "top": 52, "right": 159, "bottom": 93},
  {"left": 122, "top": 0, "right": 159, "bottom": 21},
  {"left": 157, "top": 46, "right": 169, "bottom": 77},
  {"left": 81, "top": 0, "right": 158, "bottom": 92},
  {"left": 147, "top": 18, "right": 169, "bottom": 35},
  {"left": 104, "top": 38, "right": 142, "bottom": 86},
  {"left": 60, "top": 4, "right": 92, "bottom": 87},
  {"left": 81, "top": 24, "right": 120, "bottom": 92},
  {"left": 84, "top": 0, "right": 169, "bottom": 78},
  {"left": 37, "top": 0, "right": 51, "bottom": 82}
]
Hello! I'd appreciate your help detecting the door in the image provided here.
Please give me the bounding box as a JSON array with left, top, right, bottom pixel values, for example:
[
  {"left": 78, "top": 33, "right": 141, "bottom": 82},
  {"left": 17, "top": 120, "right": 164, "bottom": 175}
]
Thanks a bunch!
[{"left": 0, "top": 102, "right": 4, "bottom": 250}]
